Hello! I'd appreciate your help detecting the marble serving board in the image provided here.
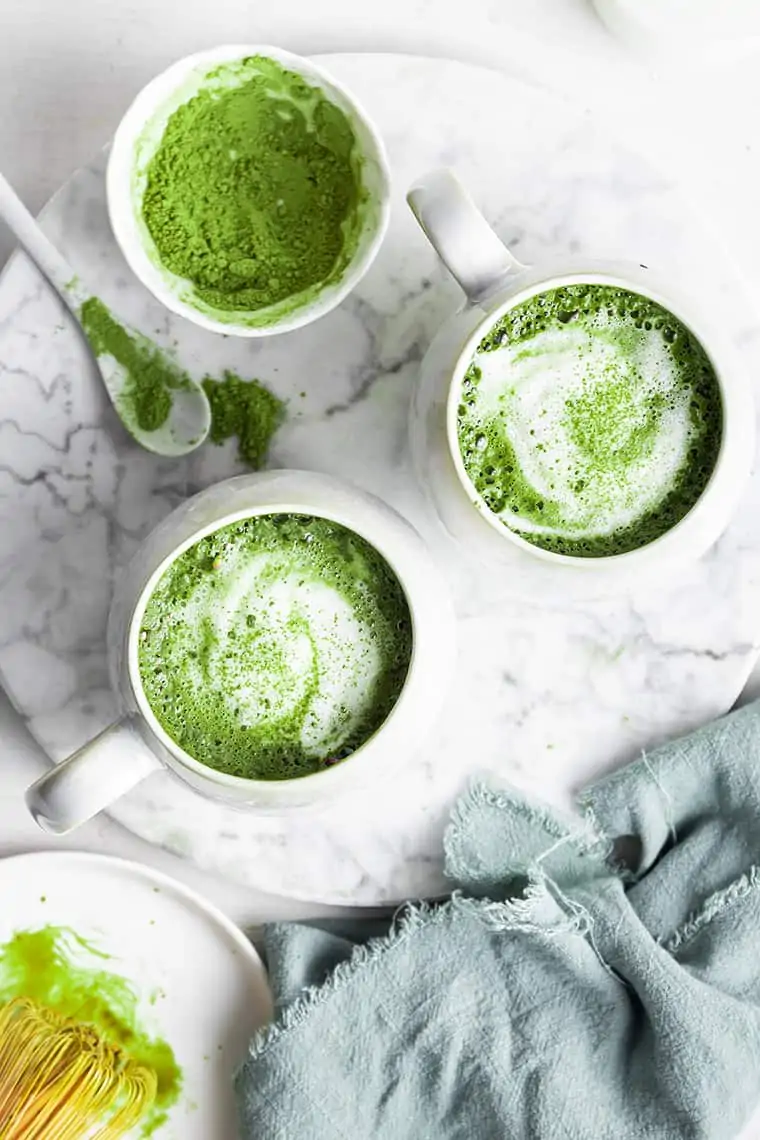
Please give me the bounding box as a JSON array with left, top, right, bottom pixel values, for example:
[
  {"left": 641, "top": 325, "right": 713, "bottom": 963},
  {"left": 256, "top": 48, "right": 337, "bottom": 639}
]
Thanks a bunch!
[{"left": 1, "top": 54, "right": 760, "bottom": 905}]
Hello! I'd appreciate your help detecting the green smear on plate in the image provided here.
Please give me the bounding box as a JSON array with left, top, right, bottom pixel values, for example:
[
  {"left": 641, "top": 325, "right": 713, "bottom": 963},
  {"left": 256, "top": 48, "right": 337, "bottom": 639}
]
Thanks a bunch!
[{"left": 0, "top": 925, "right": 182, "bottom": 1137}]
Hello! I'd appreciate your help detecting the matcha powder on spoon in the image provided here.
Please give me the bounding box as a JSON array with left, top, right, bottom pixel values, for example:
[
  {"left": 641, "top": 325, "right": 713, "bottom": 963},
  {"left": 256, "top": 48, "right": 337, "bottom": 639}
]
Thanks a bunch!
[
  {"left": 80, "top": 298, "right": 284, "bottom": 464},
  {"left": 141, "top": 55, "right": 365, "bottom": 317}
]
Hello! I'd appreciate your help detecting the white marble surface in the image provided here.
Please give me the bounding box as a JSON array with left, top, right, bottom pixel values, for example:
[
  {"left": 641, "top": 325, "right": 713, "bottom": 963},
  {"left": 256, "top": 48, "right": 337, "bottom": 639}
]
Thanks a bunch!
[
  {"left": 2, "top": 8, "right": 760, "bottom": 1136},
  {"left": 1, "top": 2, "right": 760, "bottom": 926},
  {"left": 1, "top": 53, "right": 760, "bottom": 907},
  {"left": 0, "top": 0, "right": 759, "bottom": 918}
]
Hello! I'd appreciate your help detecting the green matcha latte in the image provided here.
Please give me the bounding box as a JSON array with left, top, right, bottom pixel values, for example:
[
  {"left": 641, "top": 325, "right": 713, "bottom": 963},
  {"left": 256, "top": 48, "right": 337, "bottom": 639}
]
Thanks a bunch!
[
  {"left": 137, "top": 55, "right": 374, "bottom": 325},
  {"left": 457, "top": 284, "right": 723, "bottom": 558},
  {"left": 138, "top": 515, "right": 413, "bottom": 781}
]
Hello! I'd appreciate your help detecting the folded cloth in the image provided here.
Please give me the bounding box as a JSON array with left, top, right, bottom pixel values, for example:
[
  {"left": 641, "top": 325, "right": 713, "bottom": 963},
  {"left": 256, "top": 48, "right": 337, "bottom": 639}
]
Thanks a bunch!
[{"left": 236, "top": 701, "right": 760, "bottom": 1139}]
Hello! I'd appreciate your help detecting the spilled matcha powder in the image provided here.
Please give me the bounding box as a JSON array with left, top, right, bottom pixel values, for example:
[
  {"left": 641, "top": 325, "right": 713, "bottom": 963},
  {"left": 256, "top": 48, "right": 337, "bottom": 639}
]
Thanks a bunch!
[
  {"left": 0, "top": 925, "right": 182, "bottom": 1136},
  {"left": 140, "top": 54, "right": 366, "bottom": 321},
  {"left": 203, "top": 372, "right": 285, "bottom": 467},
  {"left": 80, "top": 298, "right": 283, "bottom": 464}
]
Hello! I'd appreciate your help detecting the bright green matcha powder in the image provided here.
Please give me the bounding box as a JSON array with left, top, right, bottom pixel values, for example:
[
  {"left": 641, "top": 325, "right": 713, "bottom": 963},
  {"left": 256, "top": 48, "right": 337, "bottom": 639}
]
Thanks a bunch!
[
  {"left": 0, "top": 925, "right": 182, "bottom": 1136},
  {"left": 80, "top": 298, "right": 284, "bottom": 463},
  {"left": 202, "top": 372, "right": 285, "bottom": 467},
  {"left": 141, "top": 55, "right": 366, "bottom": 319},
  {"left": 81, "top": 297, "right": 185, "bottom": 433}
]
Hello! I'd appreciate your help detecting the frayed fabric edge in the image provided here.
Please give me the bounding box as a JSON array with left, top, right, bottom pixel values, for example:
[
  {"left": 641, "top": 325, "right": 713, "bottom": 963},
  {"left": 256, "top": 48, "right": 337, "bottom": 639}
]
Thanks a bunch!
[
  {"left": 447, "top": 782, "right": 573, "bottom": 849},
  {"left": 666, "top": 865, "right": 760, "bottom": 954},
  {"left": 242, "top": 874, "right": 580, "bottom": 1069},
  {"left": 243, "top": 898, "right": 453, "bottom": 1067},
  {"left": 445, "top": 781, "right": 614, "bottom": 885},
  {"left": 243, "top": 781, "right": 629, "bottom": 1070}
]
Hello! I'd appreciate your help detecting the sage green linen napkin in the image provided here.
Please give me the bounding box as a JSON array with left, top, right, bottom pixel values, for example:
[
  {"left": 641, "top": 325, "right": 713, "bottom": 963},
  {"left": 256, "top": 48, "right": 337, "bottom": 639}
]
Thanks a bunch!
[{"left": 237, "top": 701, "right": 760, "bottom": 1138}]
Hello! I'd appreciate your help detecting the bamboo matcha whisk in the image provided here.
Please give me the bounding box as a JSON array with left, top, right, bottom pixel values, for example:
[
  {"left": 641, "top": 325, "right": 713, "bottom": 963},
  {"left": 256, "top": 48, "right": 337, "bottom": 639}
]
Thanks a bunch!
[{"left": 0, "top": 997, "right": 158, "bottom": 1139}]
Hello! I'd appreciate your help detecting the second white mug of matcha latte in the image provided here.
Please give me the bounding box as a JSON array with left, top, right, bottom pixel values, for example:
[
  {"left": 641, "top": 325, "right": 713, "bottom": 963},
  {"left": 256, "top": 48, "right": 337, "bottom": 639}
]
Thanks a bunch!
[
  {"left": 407, "top": 170, "right": 755, "bottom": 587},
  {"left": 25, "top": 472, "right": 455, "bottom": 835}
]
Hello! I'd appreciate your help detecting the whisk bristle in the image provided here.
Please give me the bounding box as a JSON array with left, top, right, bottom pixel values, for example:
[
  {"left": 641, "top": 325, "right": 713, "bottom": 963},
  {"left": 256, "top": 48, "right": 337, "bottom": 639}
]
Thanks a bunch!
[{"left": 0, "top": 997, "right": 157, "bottom": 1139}]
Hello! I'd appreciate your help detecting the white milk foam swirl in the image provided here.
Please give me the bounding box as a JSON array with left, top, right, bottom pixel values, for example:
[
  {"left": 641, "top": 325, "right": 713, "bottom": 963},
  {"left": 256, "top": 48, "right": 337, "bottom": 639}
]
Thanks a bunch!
[
  {"left": 470, "top": 318, "right": 696, "bottom": 540},
  {"left": 168, "top": 547, "right": 382, "bottom": 756}
]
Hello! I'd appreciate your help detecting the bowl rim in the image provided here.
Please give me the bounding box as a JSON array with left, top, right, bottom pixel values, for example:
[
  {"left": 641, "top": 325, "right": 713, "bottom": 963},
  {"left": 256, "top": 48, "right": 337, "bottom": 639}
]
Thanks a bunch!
[{"left": 106, "top": 44, "right": 392, "bottom": 338}]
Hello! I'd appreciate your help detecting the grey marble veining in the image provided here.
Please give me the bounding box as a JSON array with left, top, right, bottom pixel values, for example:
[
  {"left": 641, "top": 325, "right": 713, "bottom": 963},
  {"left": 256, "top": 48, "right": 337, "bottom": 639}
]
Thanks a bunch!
[{"left": 0, "top": 54, "right": 759, "bottom": 904}]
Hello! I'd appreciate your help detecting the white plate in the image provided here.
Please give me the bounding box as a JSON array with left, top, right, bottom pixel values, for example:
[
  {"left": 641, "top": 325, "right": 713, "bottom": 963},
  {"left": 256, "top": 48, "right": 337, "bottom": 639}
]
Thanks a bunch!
[{"left": 0, "top": 852, "right": 272, "bottom": 1139}]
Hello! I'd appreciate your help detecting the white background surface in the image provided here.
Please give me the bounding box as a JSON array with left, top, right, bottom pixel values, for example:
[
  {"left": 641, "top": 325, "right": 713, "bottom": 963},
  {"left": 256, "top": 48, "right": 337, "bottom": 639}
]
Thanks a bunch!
[{"left": 2, "top": 0, "right": 760, "bottom": 931}]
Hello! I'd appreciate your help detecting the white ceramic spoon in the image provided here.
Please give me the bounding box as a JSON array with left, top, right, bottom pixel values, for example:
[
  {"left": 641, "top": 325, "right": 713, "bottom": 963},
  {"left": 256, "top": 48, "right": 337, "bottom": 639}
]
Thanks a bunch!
[{"left": 0, "top": 171, "right": 210, "bottom": 456}]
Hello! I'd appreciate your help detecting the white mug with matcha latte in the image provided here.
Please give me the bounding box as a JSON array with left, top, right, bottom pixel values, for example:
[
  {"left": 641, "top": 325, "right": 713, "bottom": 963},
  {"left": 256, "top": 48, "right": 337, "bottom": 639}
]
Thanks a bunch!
[
  {"left": 25, "top": 472, "right": 455, "bottom": 836},
  {"left": 407, "top": 169, "right": 754, "bottom": 589}
]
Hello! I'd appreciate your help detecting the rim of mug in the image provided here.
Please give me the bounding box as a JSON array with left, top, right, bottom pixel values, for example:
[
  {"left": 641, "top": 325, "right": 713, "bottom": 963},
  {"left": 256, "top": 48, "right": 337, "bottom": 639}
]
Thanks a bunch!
[
  {"left": 106, "top": 44, "right": 392, "bottom": 338},
  {"left": 444, "top": 269, "right": 745, "bottom": 570},
  {"left": 126, "top": 500, "right": 421, "bottom": 792}
]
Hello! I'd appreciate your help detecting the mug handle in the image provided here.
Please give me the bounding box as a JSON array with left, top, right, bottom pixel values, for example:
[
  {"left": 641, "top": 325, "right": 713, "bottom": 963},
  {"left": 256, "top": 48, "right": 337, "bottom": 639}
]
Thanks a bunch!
[
  {"left": 407, "top": 169, "right": 526, "bottom": 304},
  {"left": 25, "top": 717, "right": 163, "bottom": 835}
]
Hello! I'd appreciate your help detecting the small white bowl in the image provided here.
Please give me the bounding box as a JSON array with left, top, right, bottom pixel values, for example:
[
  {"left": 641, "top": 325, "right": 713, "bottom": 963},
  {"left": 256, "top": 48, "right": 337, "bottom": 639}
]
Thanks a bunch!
[{"left": 107, "top": 46, "right": 391, "bottom": 337}]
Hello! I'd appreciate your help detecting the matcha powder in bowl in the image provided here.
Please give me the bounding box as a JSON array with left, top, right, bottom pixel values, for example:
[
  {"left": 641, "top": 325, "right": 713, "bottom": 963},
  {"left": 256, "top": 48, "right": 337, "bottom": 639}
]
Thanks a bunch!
[{"left": 107, "top": 47, "right": 391, "bottom": 336}]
